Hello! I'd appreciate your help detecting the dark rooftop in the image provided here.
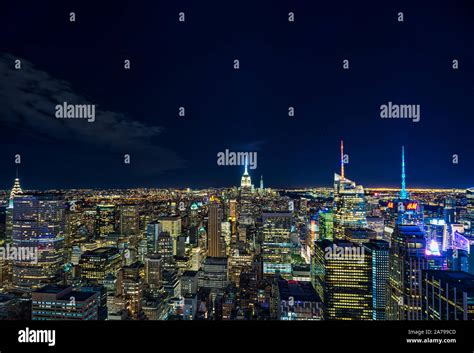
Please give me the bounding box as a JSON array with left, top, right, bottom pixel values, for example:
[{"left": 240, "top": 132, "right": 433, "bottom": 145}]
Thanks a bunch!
[{"left": 278, "top": 280, "right": 321, "bottom": 302}]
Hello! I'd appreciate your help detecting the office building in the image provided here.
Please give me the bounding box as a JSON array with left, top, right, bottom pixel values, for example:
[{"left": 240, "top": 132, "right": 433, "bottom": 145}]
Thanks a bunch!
[
  {"left": 32, "top": 285, "right": 99, "bottom": 320},
  {"left": 422, "top": 270, "right": 474, "bottom": 320}
]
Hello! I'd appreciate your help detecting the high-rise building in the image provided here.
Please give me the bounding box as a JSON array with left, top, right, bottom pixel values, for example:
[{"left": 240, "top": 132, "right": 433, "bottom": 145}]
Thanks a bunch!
[
  {"left": 228, "top": 199, "right": 237, "bottom": 220},
  {"left": 239, "top": 161, "right": 254, "bottom": 226},
  {"left": 387, "top": 224, "right": 427, "bottom": 320},
  {"left": 386, "top": 147, "right": 424, "bottom": 227},
  {"left": 228, "top": 249, "right": 253, "bottom": 286},
  {"left": 422, "top": 270, "right": 474, "bottom": 320},
  {"left": 198, "top": 257, "right": 229, "bottom": 293},
  {"left": 312, "top": 239, "right": 372, "bottom": 320},
  {"left": 9, "top": 176, "right": 23, "bottom": 200},
  {"left": 207, "top": 201, "right": 225, "bottom": 257},
  {"left": 144, "top": 254, "right": 162, "bottom": 293},
  {"left": 119, "top": 205, "right": 140, "bottom": 238},
  {"left": 157, "top": 216, "right": 182, "bottom": 255},
  {"left": 317, "top": 211, "right": 333, "bottom": 241},
  {"left": 262, "top": 212, "right": 292, "bottom": 278},
  {"left": 156, "top": 231, "right": 174, "bottom": 269},
  {"left": 79, "top": 247, "right": 121, "bottom": 284},
  {"left": 240, "top": 159, "right": 252, "bottom": 189},
  {"left": 443, "top": 197, "right": 457, "bottom": 224},
  {"left": 146, "top": 221, "right": 162, "bottom": 253},
  {"left": 32, "top": 285, "right": 99, "bottom": 320},
  {"left": 5, "top": 176, "right": 23, "bottom": 246},
  {"left": 96, "top": 204, "right": 115, "bottom": 238},
  {"left": 118, "top": 262, "right": 143, "bottom": 319},
  {"left": 333, "top": 141, "right": 367, "bottom": 239},
  {"left": 364, "top": 240, "right": 389, "bottom": 320},
  {"left": 12, "top": 193, "right": 66, "bottom": 291},
  {"left": 180, "top": 270, "right": 198, "bottom": 296}
]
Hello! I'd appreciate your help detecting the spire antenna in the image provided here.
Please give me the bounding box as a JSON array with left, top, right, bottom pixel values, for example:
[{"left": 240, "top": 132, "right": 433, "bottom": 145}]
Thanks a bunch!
[
  {"left": 340, "top": 140, "right": 345, "bottom": 180},
  {"left": 400, "top": 146, "right": 407, "bottom": 199}
]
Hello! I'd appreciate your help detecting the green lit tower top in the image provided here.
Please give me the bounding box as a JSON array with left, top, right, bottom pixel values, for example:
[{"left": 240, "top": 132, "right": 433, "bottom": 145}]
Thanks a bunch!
[{"left": 400, "top": 146, "right": 408, "bottom": 200}]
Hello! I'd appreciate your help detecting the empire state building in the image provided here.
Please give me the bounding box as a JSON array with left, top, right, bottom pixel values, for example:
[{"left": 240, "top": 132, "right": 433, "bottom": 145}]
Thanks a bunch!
[{"left": 240, "top": 160, "right": 252, "bottom": 189}]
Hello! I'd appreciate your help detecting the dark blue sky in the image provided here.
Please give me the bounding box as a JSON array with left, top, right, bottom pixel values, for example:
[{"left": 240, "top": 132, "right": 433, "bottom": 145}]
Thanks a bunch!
[{"left": 0, "top": 0, "right": 473, "bottom": 189}]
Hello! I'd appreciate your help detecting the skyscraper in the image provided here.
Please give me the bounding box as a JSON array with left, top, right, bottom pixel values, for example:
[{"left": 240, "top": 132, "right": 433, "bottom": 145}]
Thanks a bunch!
[
  {"left": 119, "top": 204, "right": 140, "bottom": 238},
  {"left": 156, "top": 231, "right": 174, "bottom": 269},
  {"left": 364, "top": 240, "right": 389, "bottom": 320},
  {"left": 144, "top": 254, "right": 162, "bottom": 292},
  {"left": 118, "top": 262, "right": 144, "bottom": 319},
  {"left": 312, "top": 239, "right": 371, "bottom": 320},
  {"left": 96, "top": 204, "right": 115, "bottom": 238},
  {"left": 262, "top": 212, "right": 292, "bottom": 278},
  {"left": 9, "top": 175, "right": 23, "bottom": 201},
  {"left": 6, "top": 175, "right": 23, "bottom": 245},
  {"left": 387, "top": 224, "right": 427, "bottom": 320},
  {"left": 333, "top": 141, "right": 368, "bottom": 239},
  {"left": 157, "top": 216, "right": 182, "bottom": 255},
  {"left": 79, "top": 247, "right": 122, "bottom": 284},
  {"left": 240, "top": 158, "right": 252, "bottom": 189},
  {"left": 386, "top": 147, "right": 424, "bottom": 226},
  {"left": 207, "top": 200, "right": 225, "bottom": 258},
  {"left": 12, "top": 193, "right": 66, "bottom": 291},
  {"left": 146, "top": 221, "right": 162, "bottom": 253},
  {"left": 422, "top": 270, "right": 474, "bottom": 320}
]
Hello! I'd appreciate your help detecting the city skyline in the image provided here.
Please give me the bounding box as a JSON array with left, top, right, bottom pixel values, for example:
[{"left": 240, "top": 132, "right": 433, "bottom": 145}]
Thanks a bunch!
[
  {"left": 2, "top": 142, "right": 472, "bottom": 191},
  {"left": 2, "top": 1, "right": 474, "bottom": 350}
]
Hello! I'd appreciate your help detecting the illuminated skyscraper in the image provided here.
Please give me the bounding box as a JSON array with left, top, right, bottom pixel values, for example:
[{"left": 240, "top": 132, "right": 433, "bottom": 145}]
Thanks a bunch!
[
  {"left": 119, "top": 204, "right": 140, "bottom": 238},
  {"left": 207, "top": 201, "right": 225, "bottom": 258},
  {"left": 228, "top": 249, "right": 253, "bottom": 286},
  {"left": 262, "top": 212, "right": 292, "bottom": 278},
  {"left": 157, "top": 216, "right": 182, "bottom": 255},
  {"left": 239, "top": 161, "right": 254, "bottom": 226},
  {"left": 118, "top": 262, "right": 143, "bottom": 319},
  {"left": 364, "top": 240, "right": 389, "bottom": 320},
  {"left": 146, "top": 221, "right": 162, "bottom": 253},
  {"left": 6, "top": 175, "right": 23, "bottom": 245},
  {"left": 229, "top": 200, "right": 237, "bottom": 221},
  {"left": 144, "top": 254, "right": 162, "bottom": 292},
  {"left": 387, "top": 224, "right": 427, "bottom": 320},
  {"left": 422, "top": 270, "right": 474, "bottom": 320},
  {"left": 312, "top": 239, "right": 372, "bottom": 320},
  {"left": 386, "top": 147, "right": 424, "bottom": 226},
  {"left": 96, "top": 204, "right": 115, "bottom": 238},
  {"left": 12, "top": 193, "right": 66, "bottom": 291},
  {"left": 333, "top": 141, "right": 367, "bottom": 239},
  {"left": 240, "top": 157, "right": 252, "bottom": 189},
  {"left": 198, "top": 257, "right": 229, "bottom": 293},
  {"left": 318, "top": 211, "right": 334, "bottom": 241},
  {"left": 79, "top": 247, "right": 121, "bottom": 283},
  {"left": 156, "top": 231, "right": 174, "bottom": 269},
  {"left": 443, "top": 197, "right": 456, "bottom": 224}
]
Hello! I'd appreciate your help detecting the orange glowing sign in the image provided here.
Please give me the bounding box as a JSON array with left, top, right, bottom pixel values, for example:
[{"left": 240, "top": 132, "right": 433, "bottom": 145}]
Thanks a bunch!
[{"left": 387, "top": 201, "right": 418, "bottom": 211}]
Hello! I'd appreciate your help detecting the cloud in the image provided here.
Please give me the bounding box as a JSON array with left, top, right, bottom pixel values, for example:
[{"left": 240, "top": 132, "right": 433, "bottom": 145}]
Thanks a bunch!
[{"left": 0, "top": 54, "right": 184, "bottom": 176}]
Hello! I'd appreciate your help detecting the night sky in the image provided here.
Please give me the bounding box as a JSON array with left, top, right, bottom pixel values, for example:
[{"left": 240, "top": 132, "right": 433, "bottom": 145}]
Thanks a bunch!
[{"left": 0, "top": 0, "right": 473, "bottom": 190}]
